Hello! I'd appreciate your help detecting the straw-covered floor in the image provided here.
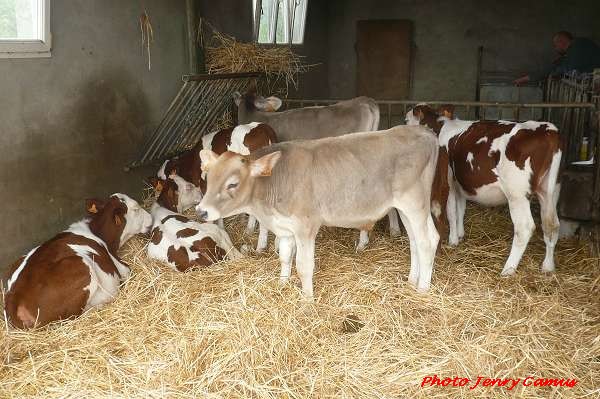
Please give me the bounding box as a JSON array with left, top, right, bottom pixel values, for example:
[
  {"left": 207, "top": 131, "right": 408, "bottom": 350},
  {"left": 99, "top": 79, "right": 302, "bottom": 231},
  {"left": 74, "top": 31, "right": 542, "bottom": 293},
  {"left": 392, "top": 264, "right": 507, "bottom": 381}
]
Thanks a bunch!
[{"left": 1, "top": 204, "right": 599, "bottom": 398}]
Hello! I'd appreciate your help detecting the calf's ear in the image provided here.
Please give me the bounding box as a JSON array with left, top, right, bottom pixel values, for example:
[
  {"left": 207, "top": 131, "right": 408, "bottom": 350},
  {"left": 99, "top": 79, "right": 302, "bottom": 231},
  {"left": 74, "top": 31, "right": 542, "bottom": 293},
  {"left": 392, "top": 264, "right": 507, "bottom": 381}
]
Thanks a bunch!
[
  {"left": 232, "top": 91, "right": 242, "bottom": 106},
  {"left": 113, "top": 205, "right": 126, "bottom": 226},
  {"left": 85, "top": 198, "right": 106, "bottom": 214},
  {"left": 147, "top": 177, "right": 164, "bottom": 193},
  {"left": 199, "top": 149, "right": 219, "bottom": 172},
  {"left": 250, "top": 151, "right": 282, "bottom": 177},
  {"left": 437, "top": 104, "right": 455, "bottom": 119},
  {"left": 254, "top": 96, "right": 282, "bottom": 112}
]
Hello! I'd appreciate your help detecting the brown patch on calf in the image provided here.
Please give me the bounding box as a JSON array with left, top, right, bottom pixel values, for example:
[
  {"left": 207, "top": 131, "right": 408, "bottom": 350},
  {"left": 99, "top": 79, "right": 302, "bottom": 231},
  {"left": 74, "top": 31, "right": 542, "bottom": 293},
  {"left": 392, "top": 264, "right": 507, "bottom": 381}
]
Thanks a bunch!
[
  {"left": 412, "top": 105, "right": 443, "bottom": 134},
  {"left": 88, "top": 196, "right": 128, "bottom": 254},
  {"left": 448, "top": 121, "right": 515, "bottom": 195},
  {"left": 176, "top": 228, "right": 199, "bottom": 238},
  {"left": 150, "top": 227, "right": 163, "bottom": 245},
  {"left": 161, "top": 214, "right": 189, "bottom": 224},
  {"left": 505, "top": 125, "right": 562, "bottom": 192},
  {"left": 191, "top": 237, "right": 227, "bottom": 267},
  {"left": 155, "top": 179, "right": 180, "bottom": 212},
  {"left": 167, "top": 246, "right": 191, "bottom": 272},
  {"left": 4, "top": 232, "right": 125, "bottom": 329},
  {"left": 243, "top": 123, "right": 278, "bottom": 151},
  {"left": 431, "top": 147, "right": 449, "bottom": 243}
]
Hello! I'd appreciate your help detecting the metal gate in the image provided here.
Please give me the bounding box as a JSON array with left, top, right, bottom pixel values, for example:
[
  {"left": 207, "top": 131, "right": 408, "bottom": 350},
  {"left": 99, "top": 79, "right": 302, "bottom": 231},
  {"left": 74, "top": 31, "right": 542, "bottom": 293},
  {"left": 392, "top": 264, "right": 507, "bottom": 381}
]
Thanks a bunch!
[{"left": 128, "top": 72, "right": 264, "bottom": 169}]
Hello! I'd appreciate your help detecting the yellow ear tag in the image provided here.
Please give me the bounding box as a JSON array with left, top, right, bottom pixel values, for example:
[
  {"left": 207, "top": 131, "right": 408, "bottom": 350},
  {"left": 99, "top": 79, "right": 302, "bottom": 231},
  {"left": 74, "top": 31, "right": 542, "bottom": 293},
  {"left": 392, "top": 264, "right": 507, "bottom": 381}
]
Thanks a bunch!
[{"left": 89, "top": 204, "right": 98, "bottom": 213}]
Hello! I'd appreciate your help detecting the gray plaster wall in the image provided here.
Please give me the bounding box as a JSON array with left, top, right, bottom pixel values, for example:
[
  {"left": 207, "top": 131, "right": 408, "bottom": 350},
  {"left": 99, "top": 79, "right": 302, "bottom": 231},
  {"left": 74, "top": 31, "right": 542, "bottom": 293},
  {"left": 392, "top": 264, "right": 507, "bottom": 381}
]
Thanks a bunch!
[
  {"left": 326, "top": 0, "right": 600, "bottom": 100},
  {"left": 0, "top": 0, "right": 189, "bottom": 271}
]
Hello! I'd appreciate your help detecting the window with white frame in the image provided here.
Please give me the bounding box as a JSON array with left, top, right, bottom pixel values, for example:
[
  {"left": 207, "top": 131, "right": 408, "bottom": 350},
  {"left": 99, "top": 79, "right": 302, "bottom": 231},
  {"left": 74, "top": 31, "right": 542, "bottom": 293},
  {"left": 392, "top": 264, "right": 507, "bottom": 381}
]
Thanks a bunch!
[
  {"left": 253, "top": 0, "right": 307, "bottom": 45},
  {"left": 0, "top": 0, "right": 51, "bottom": 58}
]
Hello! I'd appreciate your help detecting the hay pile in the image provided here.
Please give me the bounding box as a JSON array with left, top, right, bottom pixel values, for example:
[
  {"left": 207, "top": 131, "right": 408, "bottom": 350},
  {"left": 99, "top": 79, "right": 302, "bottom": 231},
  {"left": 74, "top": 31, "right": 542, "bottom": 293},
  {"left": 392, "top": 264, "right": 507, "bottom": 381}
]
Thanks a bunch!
[
  {"left": 204, "top": 27, "right": 315, "bottom": 95},
  {"left": 1, "top": 204, "right": 599, "bottom": 398}
]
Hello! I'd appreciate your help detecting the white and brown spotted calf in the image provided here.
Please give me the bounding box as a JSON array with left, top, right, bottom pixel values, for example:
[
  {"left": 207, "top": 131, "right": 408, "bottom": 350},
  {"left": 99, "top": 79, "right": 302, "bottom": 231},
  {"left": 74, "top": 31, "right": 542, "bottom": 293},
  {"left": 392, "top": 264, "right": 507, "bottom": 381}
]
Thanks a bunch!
[
  {"left": 3, "top": 194, "right": 152, "bottom": 329},
  {"left": 406, "top": 104, "right": 563, "bottom": 276},
  {"left": 147, "top": 176, "right": 242, "bottom": 272},
  {"left": 157, "top": 122, "right": 277, "bottom": 252}
]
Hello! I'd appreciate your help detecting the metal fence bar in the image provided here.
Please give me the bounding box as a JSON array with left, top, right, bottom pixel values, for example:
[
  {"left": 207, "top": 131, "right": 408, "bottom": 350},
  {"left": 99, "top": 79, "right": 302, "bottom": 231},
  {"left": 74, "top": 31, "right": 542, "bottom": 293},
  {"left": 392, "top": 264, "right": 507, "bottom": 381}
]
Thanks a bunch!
[{"left": 128, "top": 73, "right": 264, "bottom": 169}]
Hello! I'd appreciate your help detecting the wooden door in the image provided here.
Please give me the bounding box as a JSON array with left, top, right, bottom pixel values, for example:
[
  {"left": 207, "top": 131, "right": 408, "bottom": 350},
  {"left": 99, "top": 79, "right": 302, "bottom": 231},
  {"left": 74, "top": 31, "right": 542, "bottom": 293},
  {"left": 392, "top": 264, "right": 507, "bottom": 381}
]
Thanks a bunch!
[{"left": 356, "top": 20, "right": 412, "bottom": 100}]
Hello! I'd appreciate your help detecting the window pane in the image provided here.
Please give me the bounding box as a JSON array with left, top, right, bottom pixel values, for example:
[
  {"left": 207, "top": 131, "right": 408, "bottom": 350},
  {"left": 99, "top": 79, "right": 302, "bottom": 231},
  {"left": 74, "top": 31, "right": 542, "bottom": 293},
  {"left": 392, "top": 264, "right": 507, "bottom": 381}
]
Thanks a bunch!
[
  {"left": 291, "top": 0, "right": 307, "bottom": 44},
  {"left": 275, "top": 0, "right": 286, "bottom": 44},
  {"left": 0, "top": 0, "right": 40, "bottom": 40},
  {"left": 254, "top": 0, "right": 273, "bottom": 44}
]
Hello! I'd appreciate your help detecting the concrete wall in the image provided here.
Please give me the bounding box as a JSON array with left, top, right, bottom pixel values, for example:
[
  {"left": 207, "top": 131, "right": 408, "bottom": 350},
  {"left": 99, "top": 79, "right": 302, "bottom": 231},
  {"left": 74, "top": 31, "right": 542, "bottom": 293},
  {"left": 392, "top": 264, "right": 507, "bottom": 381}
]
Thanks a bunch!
[
  {"left": 326, "top": 0, "right": 600, "bottom": 100},
  {"left": 0, "top": 0, "right": 189, "bottom": 271}
]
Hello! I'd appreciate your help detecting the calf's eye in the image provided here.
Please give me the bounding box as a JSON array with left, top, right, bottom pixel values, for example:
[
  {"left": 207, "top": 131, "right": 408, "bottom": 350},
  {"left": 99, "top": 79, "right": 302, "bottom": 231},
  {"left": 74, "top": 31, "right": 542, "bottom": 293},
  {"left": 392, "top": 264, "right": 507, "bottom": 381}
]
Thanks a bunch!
[{"left": 227, "top": 182, "right": 238, "bottom": 190}]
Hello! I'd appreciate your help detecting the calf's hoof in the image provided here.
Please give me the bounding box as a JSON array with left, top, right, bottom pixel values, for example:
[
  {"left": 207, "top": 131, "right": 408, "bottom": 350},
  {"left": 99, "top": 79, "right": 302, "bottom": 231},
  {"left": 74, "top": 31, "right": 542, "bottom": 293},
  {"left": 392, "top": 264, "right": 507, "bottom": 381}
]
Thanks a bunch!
[
  {"left": 541, "top": 261, "right": 555, "bottom": 273},
  {"left": 240, "top": 244, "right": 251, "bottom": 255},
  {"left": 390, "top": 228, "right": 402, "bottom": 238},
  {"left": 355, "top": 242, "right": 367, "bottom": 252},
  {"left": 408, "top": 276, "right": 418, "bottom": 288},
  {"left": 500, "top": 266, "right": 517, "bottom": 277}
]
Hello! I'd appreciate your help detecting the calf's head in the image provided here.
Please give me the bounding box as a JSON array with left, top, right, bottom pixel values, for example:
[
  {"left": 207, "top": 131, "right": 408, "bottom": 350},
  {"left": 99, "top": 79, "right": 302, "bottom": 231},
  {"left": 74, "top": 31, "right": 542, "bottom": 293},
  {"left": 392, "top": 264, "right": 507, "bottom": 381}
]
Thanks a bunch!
[
  {"left": 406, "top": 104, "right": 455, "bottom": 133},
  {"left": 195, "top": 150, "right": 281, "bottom": 221},
  {"left": 148, "top": 173, "right": 203, "bottom": 213},
  {"left": 233, "top": 89, "right": 282, "bottom": 122},
  {"left": 87, "top": 194, "right": 152, "bottom": 250}
]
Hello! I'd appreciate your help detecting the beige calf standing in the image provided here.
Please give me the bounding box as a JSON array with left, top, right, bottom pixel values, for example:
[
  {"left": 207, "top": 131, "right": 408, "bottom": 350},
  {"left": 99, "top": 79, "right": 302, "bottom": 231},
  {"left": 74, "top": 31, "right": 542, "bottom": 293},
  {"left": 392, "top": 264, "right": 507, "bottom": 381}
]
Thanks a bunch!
[{"left": 196, "top": 125, "right": 440, "bottom": 297}]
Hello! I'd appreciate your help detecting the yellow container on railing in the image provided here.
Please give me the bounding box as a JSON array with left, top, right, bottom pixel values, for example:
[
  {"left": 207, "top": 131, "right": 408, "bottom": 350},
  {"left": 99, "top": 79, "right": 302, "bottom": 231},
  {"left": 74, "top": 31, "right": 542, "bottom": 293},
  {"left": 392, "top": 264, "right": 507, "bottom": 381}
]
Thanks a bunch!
[{"left": 580, "top": 137, "right": 589, "bottom": 161}]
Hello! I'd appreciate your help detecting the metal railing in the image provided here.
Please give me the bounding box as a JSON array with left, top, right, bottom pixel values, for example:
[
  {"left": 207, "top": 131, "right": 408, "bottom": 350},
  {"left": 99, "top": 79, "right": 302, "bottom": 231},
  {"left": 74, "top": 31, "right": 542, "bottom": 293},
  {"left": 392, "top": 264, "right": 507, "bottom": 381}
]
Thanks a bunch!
[
  {"left": 282, "top": 99, "right": 596, "bottom": 163},
  {"left": 128, "top": 72, "right": 265, "bottom": 169}
]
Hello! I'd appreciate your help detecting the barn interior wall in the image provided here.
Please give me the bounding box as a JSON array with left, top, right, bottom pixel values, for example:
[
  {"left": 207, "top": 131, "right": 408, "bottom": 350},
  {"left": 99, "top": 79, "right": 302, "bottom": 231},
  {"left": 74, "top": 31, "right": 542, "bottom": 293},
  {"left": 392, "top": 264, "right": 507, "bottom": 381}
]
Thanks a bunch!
[
  {"left": 325, "top": 0, "right": 600, "bottom": 100},
  {"left": 0, "top": 0, "right": 189, "bottom": 271},
  {"left": 195, "top": 0, "right": 600, "bottom": 100}
]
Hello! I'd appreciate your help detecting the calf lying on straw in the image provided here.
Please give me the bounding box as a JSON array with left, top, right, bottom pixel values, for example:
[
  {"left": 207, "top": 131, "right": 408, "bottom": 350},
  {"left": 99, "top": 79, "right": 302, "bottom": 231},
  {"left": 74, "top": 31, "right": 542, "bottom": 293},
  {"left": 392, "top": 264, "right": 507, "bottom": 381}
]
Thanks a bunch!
[
  {"left": 4, "top": 194, "right": 152, "bottom": 329},
  {"left": 147, "top": 175, "right": 242, "bottom": 272}
]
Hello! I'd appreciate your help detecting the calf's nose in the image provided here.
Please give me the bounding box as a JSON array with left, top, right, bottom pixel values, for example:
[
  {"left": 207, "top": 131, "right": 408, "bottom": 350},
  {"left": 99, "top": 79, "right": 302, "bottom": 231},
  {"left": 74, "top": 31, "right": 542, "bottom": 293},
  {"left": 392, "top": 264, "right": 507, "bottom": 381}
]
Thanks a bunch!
[{"left": 197, "top": 209, "right": 209, "bottom": 221}]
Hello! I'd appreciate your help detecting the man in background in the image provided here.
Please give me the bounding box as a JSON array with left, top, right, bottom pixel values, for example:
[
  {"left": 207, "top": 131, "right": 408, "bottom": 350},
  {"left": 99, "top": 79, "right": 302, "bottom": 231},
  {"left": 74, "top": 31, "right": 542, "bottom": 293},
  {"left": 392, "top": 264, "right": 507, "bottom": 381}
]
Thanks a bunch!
[{"left": 513, "top": 31, "right": 600, "bottom": 85}]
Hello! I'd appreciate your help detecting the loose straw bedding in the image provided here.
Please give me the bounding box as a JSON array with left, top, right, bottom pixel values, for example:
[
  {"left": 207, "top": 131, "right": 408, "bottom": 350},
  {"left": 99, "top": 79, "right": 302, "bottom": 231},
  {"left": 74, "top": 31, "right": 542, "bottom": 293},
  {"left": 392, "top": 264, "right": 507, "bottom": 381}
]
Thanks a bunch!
[{"left": 1, "top": 204, "right": 598, "bottom": 398}]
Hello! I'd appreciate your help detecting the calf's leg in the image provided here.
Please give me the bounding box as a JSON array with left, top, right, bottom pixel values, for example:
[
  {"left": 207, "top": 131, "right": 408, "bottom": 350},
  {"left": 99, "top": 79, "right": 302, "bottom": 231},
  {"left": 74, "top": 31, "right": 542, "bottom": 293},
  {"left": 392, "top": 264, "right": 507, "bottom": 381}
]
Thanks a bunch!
[
  {"left": 245, "top": 214, "right": 257, "bottom": 235},
  {"left": 456, "top": 193, "right": 467, "bottom": 241},
  {"left": 501, "top": 197, "right": 535, "bottom": 276},
  {"left": 255, "top": 223, "right": 269, "bottom": 253},
  {"left": 398, "top": 211, "right": 419, "bottom": 287},
  {"left": 447, "top": 186, "right": 459, "bottom": 246},
  {"left": 356, "top": 230, "right": 369, "bottom": 252},
  {"left": 278, "top": 236, "right": 296, "bottom": 284},
  {"left": 294, "top": 230, "right": 317, "bottom": 298},
  {"left": 388, "top": 208, "right": 402, "bottom": 237}
]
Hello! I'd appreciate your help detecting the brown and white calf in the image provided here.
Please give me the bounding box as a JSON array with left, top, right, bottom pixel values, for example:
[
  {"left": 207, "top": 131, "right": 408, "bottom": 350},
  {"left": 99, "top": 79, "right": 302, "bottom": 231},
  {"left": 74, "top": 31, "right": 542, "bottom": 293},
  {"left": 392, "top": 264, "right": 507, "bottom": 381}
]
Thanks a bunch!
[
  {"left": 196, "top": 125, "right": 440, "bottom": 297},
  {"left": 146, "top": 175, "right": 241, "bottom": 272},
  {"left": 406, "top": 104, "right": 562, "bottom": 276},
  {"left": 234, "top": 89, "right": 400, "bottom": 249},
  {"left": 3, "top": 194, "right": 152, "bottom": 329},
  {"left": 157, "top": 122, "right": 277, "bottom": 252}
]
